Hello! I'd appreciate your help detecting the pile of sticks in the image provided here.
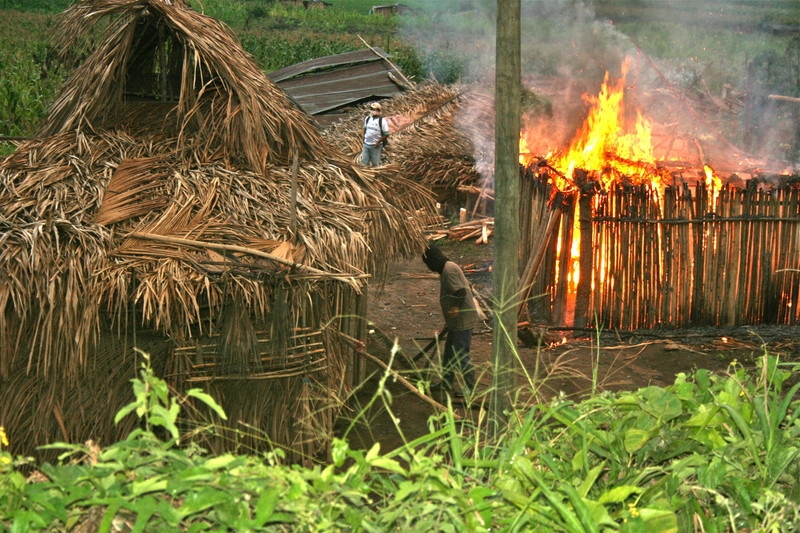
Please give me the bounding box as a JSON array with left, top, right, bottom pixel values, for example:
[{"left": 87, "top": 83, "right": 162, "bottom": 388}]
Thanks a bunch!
[{"left": 429, "top": 218, "right": 494, "bottom": 244}]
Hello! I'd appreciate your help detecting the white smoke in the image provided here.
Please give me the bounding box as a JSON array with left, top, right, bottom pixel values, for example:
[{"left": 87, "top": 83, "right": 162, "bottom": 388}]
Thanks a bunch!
[
  {"left": 399, "top": 0, "right": 636, "bottom": 169},
  {"left": 399, "top": 0, "right": 798, "bottom": 173}
]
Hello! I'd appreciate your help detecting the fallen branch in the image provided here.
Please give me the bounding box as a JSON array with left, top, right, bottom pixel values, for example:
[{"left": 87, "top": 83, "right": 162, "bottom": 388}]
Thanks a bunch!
[
  {"left": 357, "top": 35, "right": 415, "bottom": 88},
  {"left": 768, "top": 94, "right": 800, "bottom": 103},
  {"left": 337, "top": 332, "right": 457, "bottom": 417}
]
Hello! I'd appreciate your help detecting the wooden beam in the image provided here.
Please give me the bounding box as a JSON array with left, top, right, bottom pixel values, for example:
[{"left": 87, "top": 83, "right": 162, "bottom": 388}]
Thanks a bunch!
[{"left": 768, "top": 94, "right": 800, "bottom": 103}]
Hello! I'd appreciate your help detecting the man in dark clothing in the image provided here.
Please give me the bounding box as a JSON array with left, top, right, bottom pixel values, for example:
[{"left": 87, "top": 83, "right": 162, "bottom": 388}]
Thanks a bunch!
[{"left": 422, "top": 245, "right": 478, "bottom": 397}]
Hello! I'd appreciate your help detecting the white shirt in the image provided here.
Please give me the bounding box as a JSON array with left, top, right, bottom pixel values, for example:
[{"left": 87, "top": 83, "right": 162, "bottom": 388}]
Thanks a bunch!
[{"left": 364, "top": 115, "right": 390, "bottom": 145}]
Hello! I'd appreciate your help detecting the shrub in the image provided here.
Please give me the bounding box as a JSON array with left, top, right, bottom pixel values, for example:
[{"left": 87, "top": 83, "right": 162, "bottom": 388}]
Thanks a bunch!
[{"left": 1, "top": 346, "right": 798, "bottom": 531}]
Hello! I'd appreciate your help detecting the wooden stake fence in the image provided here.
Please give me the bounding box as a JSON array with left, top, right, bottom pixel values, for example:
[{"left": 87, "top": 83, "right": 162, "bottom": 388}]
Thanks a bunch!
[{"left": 519, "top": 170, "right": 800, "bottom": 329}]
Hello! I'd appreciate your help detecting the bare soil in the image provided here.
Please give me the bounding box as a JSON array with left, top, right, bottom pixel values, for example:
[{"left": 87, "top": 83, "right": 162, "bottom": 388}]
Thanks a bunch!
[{"left": 335, "top": 241, "right": 800, "bottom": 452}]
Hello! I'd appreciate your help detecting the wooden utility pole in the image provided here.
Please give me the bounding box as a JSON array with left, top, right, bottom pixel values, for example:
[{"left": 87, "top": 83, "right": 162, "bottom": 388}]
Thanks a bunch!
[{"left": 491, "top": 0, "right": 520, "bottom": 434}]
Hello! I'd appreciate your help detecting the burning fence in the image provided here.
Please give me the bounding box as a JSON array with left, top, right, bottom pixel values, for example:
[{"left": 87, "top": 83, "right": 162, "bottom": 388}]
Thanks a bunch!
[
  {"left": 520, "top": 168, "right": 800, "bottom": 330},
  {"left": 518, "top": 60, "right": 800, "bottom": 330}
]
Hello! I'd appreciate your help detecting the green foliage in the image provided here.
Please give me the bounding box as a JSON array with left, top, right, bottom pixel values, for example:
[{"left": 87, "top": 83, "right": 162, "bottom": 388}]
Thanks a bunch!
[
  {"left": 1, "top": 347, "right": 798, "bottom": 531},
  {"left": 0, "top": 0, "right": 70, "bottom": 12},
  {"left": 186, "top": 0, "right": 249, "bottom": 27},
  {"left": 241, "top": 34, "right": 357, "bottom": 73},
  {"left": 0, "top": 12, "right": 66, "bottom": 137}
]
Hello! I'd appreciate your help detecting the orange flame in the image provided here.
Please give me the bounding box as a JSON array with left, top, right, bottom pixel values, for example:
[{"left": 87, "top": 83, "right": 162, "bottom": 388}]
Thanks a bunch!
[
  {"left": 520, "top": 57, "right": 678, "bottom": 295},
  {"left": 520, "top": 57, "right": 674, "bottom": 198},
  {"left": 704, "top": 165, "right": 723, "bottom": 209},
  {"left": 554, "top": 58, "right": 665, "bottom": 189}
]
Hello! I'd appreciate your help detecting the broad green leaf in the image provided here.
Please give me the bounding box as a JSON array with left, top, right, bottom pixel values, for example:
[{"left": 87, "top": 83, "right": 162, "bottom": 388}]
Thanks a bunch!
[
  {"left": 186, "top": 389, "right": 228, "bottom": 420},
  {"left": 370, "top": 456, "right": 406, "bottom": 475},
  {"left": 203, "top": 454, "right": 237, "bottom": 471},
  {"left": 577, "top": 462, "right": 606, "bottom": 497},
  {"left": 178, "top": 489, "right": 232, "bottom": 517},
  {"left": 393, "top": 481, "right": 416, "bottom": 502},
  {"left": 638, "top": 507, "right": 678, "bottom": 532},
  {"left": 529, "top": 473, "right": 587, "bottom": 532},
  {"left": 685, "top": 404, "right": 725, "bottom": 427},
  {"left": 583, "top": 499, "right": 617, "bottom": 529},
  {"left": 510, "top": 456, "right": 538, "bottom": 488},
  {"left": 624, "top": 428, "right": 655, "bottom": 454},
  {"left": 696, "top": 456, "right": 727, "bottom": 488},
  {"left": 254, "top": 488, "right": 280, "bottom": 525},
  {"left": 562, "top": 484, "right": 600, "bottom": 533},
  {"left": 114, "top": 402, "right": 139, "bottom": 424},
  {"left": 175, "top": 466, "right": 214, "bottom": 483},
  {"left": 690, "top": 427, "right": 726, "bottom": 449},
  {"left": 286, "top": 479, "right": 306, "bottom": 499},
  {"left": 495, "top": 477, "right": 529, "bottom": 507},
  {"left": 149, "top": 404, "right": 179, "bottom": 439},
  {"left": 640, "top": 388, "right": 682, "bottom": 422},
  {"left": 331, "top": 438, "right": 349, "bottom": 466},
  {"left": 598, "top": 485, "right": 643, "bottom": 504},
  {"left": 366, "top": 442, "right": 381, "bottom": 462},
  {"left": 132, "top": 475, "right": 167, "bottom": 496},
  {"left": 11, "top": 509, "right": 49, "bottom": 530}
]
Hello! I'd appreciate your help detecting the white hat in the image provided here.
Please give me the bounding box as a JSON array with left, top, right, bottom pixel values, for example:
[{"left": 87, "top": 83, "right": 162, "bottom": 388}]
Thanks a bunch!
[{"left": 370, "top": 102, "right": 382, "bottom": 110}]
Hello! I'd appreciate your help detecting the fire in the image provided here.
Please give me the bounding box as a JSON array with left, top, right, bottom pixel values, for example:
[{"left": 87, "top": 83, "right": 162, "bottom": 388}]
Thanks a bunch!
[
  {"left": 519, "top": 57, "right": 676, "bottom": 295},
  {"left": 704, "top": 164, "right": 723, "bottom": 208},
  {"left": 521, "top": 57, "right": 672, "bottom": 196},
  {"left": 554, "top": 59, "right": 667, "bottom": 191}
]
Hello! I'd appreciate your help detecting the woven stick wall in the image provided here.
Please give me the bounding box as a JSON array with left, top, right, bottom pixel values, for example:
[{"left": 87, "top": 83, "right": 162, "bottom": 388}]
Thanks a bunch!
[{"left": 521, "top": 169, "right": 800, "bottom": 329}]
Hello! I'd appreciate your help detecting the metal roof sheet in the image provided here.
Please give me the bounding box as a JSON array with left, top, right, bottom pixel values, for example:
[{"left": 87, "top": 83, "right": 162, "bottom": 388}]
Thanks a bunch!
[{"left": 268, "top": 48, "right": 408, "bottom": 118}]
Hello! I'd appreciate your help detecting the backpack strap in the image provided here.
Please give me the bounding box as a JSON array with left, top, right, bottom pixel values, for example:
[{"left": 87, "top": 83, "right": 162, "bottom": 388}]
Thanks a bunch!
[{"left": 365, "top": 116, "right": 389, "bottom": 134}]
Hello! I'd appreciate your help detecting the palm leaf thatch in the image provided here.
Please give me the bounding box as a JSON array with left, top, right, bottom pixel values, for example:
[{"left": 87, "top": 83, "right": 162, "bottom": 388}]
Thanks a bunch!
[
  {"left": 324, "top": 81, "right": 495, "bottom": 202},
  {"left": 0, "top": 0, "right": 436, "bottom": 461},
  {"left": 43, "top": 0, "right": 326, "bottom": 172}
]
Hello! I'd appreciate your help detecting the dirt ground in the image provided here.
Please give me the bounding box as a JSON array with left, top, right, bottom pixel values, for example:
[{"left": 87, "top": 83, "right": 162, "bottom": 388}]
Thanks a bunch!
[{"left": 335, "top": 240, "right": 800, "bottom": 452}]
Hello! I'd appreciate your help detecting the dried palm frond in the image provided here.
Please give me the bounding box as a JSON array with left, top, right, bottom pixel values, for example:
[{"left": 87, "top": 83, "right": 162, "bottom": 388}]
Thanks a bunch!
[
  {"left": 43, "top": 0, "right": 331, "bottom": 172},
  {"left": 0, "top": 0, "right": 439, "bottom": 462},
  {"left": 0, "top": 125, "right": 435, "bottom": 376},
  {"left": 324, "top": 81, "right": 495, "bottom": 199},
  {"left": 94, "top": 156, "right": 171, "bottom": 225}
]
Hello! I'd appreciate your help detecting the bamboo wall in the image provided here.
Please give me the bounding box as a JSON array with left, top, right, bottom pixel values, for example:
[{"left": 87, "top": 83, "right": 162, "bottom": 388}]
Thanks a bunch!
[{"left": 522, "top": 170, "right": 800, "bottom": 329}]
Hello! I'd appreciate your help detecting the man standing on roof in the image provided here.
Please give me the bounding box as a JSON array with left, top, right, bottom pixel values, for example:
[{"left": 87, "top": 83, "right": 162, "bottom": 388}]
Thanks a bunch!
[
  {"left": 422, "top": 244, "right": 478, "bottom": 398},
  {"left": 361, "top": 102, "right": 390, "bottom": 166}
]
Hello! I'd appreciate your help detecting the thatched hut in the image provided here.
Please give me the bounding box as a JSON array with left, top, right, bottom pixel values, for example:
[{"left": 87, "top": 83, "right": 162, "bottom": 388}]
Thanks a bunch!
[
  {"left": 323, "top": 81, "right": 494, "bottom": 218},
  {"left": 0, "top": 0, "right": 435, "bottom": 462}
]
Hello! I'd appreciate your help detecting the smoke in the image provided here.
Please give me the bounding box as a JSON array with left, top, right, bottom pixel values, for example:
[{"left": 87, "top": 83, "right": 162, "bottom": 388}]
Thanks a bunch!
[
  {"left": 399, "top": 0, "right": 800, "bottom": 173},
  {"left": 399, "top": 0, "right": 630, "bottom": 83},
  {"left": 398, "top": 0, "right": 635, "bottom": 168}
]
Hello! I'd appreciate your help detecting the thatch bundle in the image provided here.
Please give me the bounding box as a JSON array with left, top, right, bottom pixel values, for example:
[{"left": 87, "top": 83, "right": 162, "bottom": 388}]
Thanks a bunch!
[
  {"left": 324, "top": 82, "right": 495, "bottom": 208},
  {"left": 0, "top": 0, "right": 436, "bottom": 461}
]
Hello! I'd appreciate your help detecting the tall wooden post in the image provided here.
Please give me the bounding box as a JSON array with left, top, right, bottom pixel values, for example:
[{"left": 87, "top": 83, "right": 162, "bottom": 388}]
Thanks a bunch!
[
  {"left": 491, "top": 0, "right": 520, "bottom": 434},
  {"left": 574, "top": 174, "right": 595, "bottom": 328}
]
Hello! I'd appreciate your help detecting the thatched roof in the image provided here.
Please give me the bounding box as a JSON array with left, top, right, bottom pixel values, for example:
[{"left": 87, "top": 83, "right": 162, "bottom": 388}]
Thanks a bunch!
[
  {"left": 0, "top": 0, "right": 436, "bottom": 381},
  {"left": 323, "top": 81, "right": 494, "bottom": 200},
  {"left": 43, "top": 0, "right": 328, "bottom": 172}
]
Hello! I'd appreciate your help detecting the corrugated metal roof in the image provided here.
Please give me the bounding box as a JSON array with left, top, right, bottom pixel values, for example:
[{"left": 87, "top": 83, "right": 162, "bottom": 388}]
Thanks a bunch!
[{"left": 268, "top": 48, "right": 409, "bottom": 121}]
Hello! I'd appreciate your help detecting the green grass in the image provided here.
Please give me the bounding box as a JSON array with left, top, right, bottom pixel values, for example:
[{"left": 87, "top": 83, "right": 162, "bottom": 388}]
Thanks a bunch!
[
  {"left": 0, "top": 0, "right": 70, "bottom": 11},
  {"left": 592, "top": 0, "right": 800, "bottom": 27},
  {"left": 2, "top": 346, "right": 798, "bottom": 531}
]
